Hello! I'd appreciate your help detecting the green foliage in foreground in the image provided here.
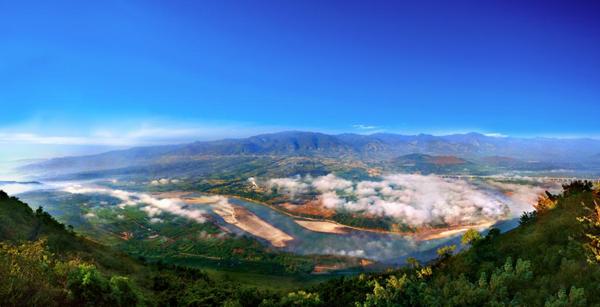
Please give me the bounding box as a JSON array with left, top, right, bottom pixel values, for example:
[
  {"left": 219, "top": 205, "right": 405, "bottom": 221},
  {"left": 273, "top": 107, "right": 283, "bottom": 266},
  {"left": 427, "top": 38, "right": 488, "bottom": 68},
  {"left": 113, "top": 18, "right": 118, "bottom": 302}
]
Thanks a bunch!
[
  {"left": 18, "top": 190, "right": 354, "bottom": 276},
  {"left": 0, "top": 239, "right": 143, "bottom": 306},
  {"left": 2, "top": 181, "right": 600, "bottom": 306},
  {"left": 303, "top": 181, "right": 600, "bottom": 307},
  {"left": 0, "top": 239, "right": 287, "bottom": 307}
]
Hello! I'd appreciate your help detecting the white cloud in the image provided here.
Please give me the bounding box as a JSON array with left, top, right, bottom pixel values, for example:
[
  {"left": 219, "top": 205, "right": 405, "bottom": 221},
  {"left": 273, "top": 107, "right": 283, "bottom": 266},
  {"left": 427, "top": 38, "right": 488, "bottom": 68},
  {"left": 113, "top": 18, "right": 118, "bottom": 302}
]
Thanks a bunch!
[
  {"left": 63, "top": 185, "right": 207, "bottom": 223},
  {"left": 0, "top": 121, "right": 303, "bottom": 162},
  {"left": 266, "top": 174, "right": 549, "bottom": 227},
  {"left": 267, "top": 177, "right": 310, "bottom": 197},
  {"left": 247, "top": 177, "right": 259, "bottom": 189},
  {"left": 0, "top": 133, "right": 96, "bottom": 145},
  {"left": 150, "top": 178, "right": 179, "bottom": 185},
  {"left": 322, "top": 248, "right": 366, "bottom": 257},
  {"left": 483, "top": 132, "right": 508, "bottom": 138},
  {"left": 0, "top": 128, "right": 206, "bottom": 146},
  {"left": 149, "top": 217, "right": 163, "bottom": 224},
  {"left": 482, "top": 180, "right": 557, "bottom": 216},
  {"left": 352, "top": 124, "right": 379, "bottom": 130},
  {"left": 0, "top": 121, "right": 296, "bottom": 148},
  {"left": 0, "top": 182, "right": 43, "bottom": 195},
  {"left": 312, "top": 174, "right": 353, "bottom": 193}
]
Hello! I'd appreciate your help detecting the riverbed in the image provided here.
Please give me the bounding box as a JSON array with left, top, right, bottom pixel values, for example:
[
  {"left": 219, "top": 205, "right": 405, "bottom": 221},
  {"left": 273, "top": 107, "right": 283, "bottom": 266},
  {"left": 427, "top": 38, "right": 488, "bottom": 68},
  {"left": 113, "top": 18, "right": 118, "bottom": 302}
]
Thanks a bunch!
[{"left": 6, "top": 181, "right": 520, "bottom": 264}]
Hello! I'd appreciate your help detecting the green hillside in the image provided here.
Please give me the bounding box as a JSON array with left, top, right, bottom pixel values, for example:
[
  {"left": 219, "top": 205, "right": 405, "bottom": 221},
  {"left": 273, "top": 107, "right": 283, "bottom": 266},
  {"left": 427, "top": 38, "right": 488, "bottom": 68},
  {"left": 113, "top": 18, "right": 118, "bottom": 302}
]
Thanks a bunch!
[
  {"left": 2, "top": 181, "right": 600, "bottom": 306},
  {"left": 0, "top": 190, "right": 144, "bottom": 274},
  {"left": 304, "top": 181, "right": 600, "bottom": 306},
  {"left": 0, "top": 191, "right": 309, "bottom": 306}
]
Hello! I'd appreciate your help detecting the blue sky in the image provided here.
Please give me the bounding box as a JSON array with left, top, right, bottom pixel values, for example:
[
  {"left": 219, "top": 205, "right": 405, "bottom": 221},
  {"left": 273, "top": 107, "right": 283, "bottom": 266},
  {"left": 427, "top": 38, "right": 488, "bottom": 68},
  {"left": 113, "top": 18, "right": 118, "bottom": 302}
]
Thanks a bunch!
[{"left": 1, "top": 0, "right": 600, "bottom": 161}]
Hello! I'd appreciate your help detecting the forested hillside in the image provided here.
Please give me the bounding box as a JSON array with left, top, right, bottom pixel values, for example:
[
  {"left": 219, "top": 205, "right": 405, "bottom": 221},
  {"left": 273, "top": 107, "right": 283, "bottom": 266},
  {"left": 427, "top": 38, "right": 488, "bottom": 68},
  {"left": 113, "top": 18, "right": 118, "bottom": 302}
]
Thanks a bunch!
[
  {"left": 306, "top": 181, "right": 600, "bottom": 306},
  {"left": 0, "top": 191, "right": 284, "bottom": 306},
  {"left": 2, "top": 181, "right": 600, "bottom": 306}
]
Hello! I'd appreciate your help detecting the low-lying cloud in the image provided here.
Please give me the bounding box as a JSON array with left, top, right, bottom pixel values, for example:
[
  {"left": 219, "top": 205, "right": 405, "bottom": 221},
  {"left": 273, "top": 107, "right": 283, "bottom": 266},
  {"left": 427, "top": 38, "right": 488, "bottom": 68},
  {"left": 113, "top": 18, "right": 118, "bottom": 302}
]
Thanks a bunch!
[
  {"left": 150, "top": 178, "right": 181, "bottom": 185},
  {"left": 63, "top": 185, "right": 207, "bottom": 223},
  {"left": 267, "top": 176, "right": 310, "bottom": 197},
  {"left": 268, "top": 174, "right": 549, "bottom": 227}
]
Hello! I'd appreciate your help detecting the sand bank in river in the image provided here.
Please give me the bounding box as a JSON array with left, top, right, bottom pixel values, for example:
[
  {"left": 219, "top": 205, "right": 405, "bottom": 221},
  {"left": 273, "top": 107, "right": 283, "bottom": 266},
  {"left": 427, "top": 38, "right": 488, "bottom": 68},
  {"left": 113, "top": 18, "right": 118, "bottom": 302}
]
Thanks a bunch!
[
  {"left": 152, "top": 192, "right": 294, "bottom": 247},
  {"left": 416, "top": 221, "right": 496, "bottom": 240},
  {"left": 294, "top": 220, "right": 350, "bottom": 234},
  {"left": 153, "top": 191, "right": 498, "bottom": 242},
  {"left": 294, "top": 218, "right": 496, "bottom": 241},
  {"left": 212, "top": 202, "right": 294, "bottom": 247}
]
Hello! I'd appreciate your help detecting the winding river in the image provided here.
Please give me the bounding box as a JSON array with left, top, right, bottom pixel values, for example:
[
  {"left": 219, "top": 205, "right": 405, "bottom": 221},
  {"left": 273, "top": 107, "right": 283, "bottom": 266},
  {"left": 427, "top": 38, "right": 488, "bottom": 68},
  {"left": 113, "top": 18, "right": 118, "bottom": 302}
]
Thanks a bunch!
[
  {"left": 4, "top": 181, "right": 519, "bottom": 264},
  {"left": 208, "top": 197, "right": 518, "bottom": 263}
]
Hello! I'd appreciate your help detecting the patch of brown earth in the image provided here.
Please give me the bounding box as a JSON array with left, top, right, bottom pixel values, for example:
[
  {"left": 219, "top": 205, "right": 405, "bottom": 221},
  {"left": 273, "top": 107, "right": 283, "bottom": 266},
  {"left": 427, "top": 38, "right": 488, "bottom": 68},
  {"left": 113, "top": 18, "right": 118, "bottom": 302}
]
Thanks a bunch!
[
  {"left": 367, "top": 168, "right": 382, "bottom": 176},
  {"left": 312, "top": 263, "right": 345, "bottom": 274},
  {"left": 120, "top": 231, "right": 133, "bottom": 240},
  {"left": 281, "top": 200, "right": 336, "bottom": 218},
  {"left": 430, "top": 156, "right": 466, "bottom": 165},
  {"left": 360, "top": 259, "right": 374, "bottom": 267}
]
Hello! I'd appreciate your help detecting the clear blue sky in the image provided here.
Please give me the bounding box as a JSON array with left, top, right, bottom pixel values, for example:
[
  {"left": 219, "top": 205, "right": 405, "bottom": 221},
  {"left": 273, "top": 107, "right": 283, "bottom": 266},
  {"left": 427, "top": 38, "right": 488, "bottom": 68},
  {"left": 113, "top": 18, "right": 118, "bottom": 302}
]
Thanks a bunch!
[{"left": 1, "top": 0, "right": 600, "bottom": 161}]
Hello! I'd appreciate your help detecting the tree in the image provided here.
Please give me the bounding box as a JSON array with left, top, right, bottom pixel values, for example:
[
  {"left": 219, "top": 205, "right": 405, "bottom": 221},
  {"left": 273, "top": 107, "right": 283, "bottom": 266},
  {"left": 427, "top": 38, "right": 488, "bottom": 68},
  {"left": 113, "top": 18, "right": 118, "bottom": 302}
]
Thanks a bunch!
[
  {"left": 535, "top": 191, "right": 558, "bottom": 214},
  {"left": 406, "top": 257, "right": 420, "bottom": 269},
  {"left": 0, "top": 190, "right": 8, "bottom": 201},
  {"left": 66, "top": 264, "right": 112, "bottom": 306},
  {"left": 461, "top": 229, "right": 482, "bottom": 246},
  {"left": 577, "top": 200, "right": 600, "bottom": 263},
  {"left": 0, "top": 240, "right": 68, "bottom": 306},
  {"left": 520, "top": 211, "right": 537, "bottom": 225},
  {"left": 279, "top": 291, "right": 321, "bottom": 306},
  {"left": 109, "top": 276, "right": 140, "bottom": 306},
  {"left": 361, "top": 275, "right": 409, "bottom": 307},
  {"left": 436, "top": 245, "right": 456, "bottom": 261},
  {"left": 485, "top": 228, "right": 501, "bottom": 240},
  {"left": 544, "top": 287, "right": 586, "bottom": 307},
  {"left": 562, "top": 180, "right": 593, "bottom": 197},
  {"left": 423, "top": 257, "right": 533, "bottom": 306}
]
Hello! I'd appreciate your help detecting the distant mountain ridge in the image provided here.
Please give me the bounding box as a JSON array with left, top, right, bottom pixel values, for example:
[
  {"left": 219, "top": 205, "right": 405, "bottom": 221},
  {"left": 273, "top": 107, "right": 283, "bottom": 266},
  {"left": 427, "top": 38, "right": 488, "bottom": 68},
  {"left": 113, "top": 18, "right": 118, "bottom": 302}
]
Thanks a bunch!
[{"left": 21, "top": 131, "right": 600, "bottom": 176}]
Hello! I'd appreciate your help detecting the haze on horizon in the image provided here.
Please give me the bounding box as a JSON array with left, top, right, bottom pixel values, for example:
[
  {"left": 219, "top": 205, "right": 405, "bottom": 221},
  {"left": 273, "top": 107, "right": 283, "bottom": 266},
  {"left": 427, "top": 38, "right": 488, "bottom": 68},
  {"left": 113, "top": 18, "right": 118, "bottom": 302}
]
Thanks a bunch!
[{"left": 1, "top": 1, "right": 600, "bottom": 162}]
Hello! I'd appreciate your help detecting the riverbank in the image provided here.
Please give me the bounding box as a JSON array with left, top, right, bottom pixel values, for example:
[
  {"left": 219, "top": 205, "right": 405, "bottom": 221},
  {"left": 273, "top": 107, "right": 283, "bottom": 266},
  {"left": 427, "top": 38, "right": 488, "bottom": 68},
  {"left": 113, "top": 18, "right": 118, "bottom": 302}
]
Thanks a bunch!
[{"left": 154, "top": 190, "right": 500, "bottom": 241}]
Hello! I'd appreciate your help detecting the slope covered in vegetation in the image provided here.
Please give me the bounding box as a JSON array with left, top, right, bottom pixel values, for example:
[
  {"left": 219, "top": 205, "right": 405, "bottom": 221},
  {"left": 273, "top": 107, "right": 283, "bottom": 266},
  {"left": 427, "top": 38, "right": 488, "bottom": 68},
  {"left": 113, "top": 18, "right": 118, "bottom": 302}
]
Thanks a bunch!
[
  {"left": 2, "top": 181, "right": 600, "bottom": 306},
  {"left": 0, "top": 191, "right": 296, "bottom": 306},
  {"left": 305, "top": 181, "right": 600, "bottom": 306}
]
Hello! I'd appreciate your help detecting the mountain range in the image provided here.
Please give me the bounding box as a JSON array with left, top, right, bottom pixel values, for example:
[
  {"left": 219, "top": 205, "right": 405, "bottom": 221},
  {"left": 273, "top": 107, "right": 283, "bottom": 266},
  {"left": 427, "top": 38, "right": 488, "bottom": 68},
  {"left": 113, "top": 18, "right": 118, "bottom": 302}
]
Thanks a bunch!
[{"left": 20, "top": 131, "right": 600, "bottom": 177}]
